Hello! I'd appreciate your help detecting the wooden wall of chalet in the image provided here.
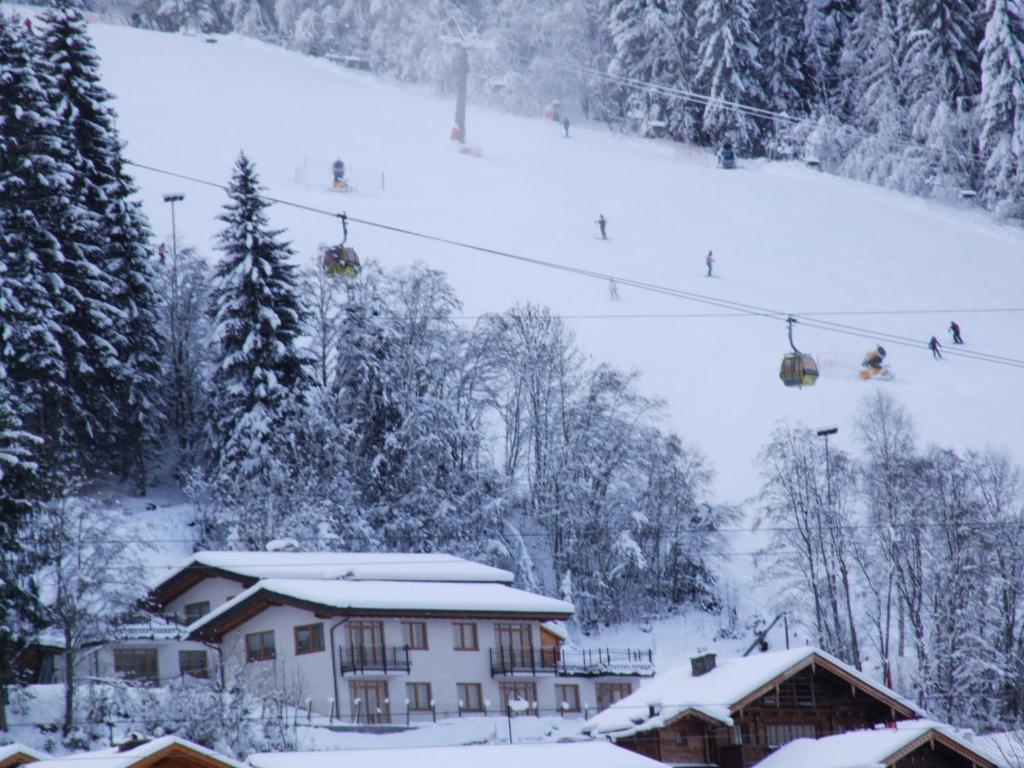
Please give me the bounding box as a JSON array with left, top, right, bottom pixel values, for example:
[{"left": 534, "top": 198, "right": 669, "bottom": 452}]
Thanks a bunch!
[{"left": 623, "top": 665, "right": 916, "bottom": 768}]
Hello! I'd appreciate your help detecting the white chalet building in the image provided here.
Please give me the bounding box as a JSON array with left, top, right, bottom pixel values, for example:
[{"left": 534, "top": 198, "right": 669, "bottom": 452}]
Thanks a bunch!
[{"left": 142, "top": 551, "right": 653, "bottom": 723}]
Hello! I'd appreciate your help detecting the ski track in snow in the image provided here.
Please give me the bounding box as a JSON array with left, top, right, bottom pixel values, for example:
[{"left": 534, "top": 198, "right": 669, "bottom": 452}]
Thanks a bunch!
[{"left": 11, "top": 12, "right": 1024, "bottom": 512}]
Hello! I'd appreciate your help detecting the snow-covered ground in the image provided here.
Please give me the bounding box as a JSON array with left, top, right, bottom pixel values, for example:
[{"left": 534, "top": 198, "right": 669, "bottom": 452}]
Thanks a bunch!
[{"left": 55, "top": 21, "right": 1019, "bottom": 507}]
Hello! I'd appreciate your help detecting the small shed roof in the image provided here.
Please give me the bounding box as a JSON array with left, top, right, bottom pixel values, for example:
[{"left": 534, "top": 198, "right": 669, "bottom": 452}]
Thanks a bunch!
[
  {"left": 755, "top": 720, "right": 1007, "bottom": 768},
  {"left": 30, "top": 736, "right": 244, "bottom": 768},
  {"left": 0, "top": 743, "right": 49, "bottom": 768}
]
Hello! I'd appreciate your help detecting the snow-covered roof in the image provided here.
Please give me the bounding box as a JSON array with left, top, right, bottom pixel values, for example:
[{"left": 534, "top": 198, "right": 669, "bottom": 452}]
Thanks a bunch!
[
  {"left": 188, "top": 578, "right": 573, "bottom": 639},
  {"left": 583, "top": 646, "right": 926, "bottom": 737},
  {"left": 0, "top": 742, "right": 49, "bottom": 766},
  {"left": 247, "top": 741, "right": 664, "bottom": 768},
  {"left": 29, "top": 736, "right": 243, "bottom": 768},
  {"left": 152, "top": 550, "right": 514, "bottom": 593},
  {"left": 755, "top": 720, "right": 1007, "bottom": 768}
]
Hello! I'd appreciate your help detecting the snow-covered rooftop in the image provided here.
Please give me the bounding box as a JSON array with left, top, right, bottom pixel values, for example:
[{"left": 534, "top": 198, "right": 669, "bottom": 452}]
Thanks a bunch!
[
  {"left": 0, "top": 742, "right": 49, "bottom": 765},
  {"left": 153, "top": 551, "right": 515, "bottom": 591},
  {"left": 247, "top": 740, "right": 664, "bottom": 768},
  {"left": 583, "top": 646, "right": 926, "bottom": 736},
  {"left": 188, "top": 577, "right": 573, "bottom": 637},
  {"left": 755, "top": 720, "right": 1007, "bottom": 768},
  {"left": 29, "top": 736, "right": 244, "bottom": 768}
]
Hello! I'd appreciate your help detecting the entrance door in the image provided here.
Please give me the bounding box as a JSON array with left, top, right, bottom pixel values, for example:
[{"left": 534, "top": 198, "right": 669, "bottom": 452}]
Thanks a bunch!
[{"left": 350, "top": 680, "right": 390, "bottom": 724}]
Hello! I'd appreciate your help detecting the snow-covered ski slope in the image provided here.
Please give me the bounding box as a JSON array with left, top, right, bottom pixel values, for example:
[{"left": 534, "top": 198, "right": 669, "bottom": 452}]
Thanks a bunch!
[{"left": 81, "top": 21, "right": 1024, "bottom": 499}]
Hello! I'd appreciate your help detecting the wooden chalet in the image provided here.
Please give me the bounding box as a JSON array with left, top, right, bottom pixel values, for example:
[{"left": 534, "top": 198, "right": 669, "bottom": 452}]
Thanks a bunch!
[{"left": 584, "top": 647, "right": 926, "bottom": 768}]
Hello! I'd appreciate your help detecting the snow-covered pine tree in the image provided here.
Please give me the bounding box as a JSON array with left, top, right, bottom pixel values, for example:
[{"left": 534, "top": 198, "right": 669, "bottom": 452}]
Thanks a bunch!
[
  {"left": 606, "top": 0, "right": 697, "bottom": 140},
  {"left": 840, "top": 0, "right": 912, "bottom": 184},
  {"left": 35, "top": 0, "right": 137, "bottom": 473},
  {"left": 978, "top": 0, "right": 1024, "bottom": 215},
  {"left": 757, "top": 0, "right": 809, "bottom": 116},
  {"left": 0, "top": 305, "right": 45, "bottom": 732},
  {"left": 0, "top": 13, "right": 84, "bottom": 475},
  {"left": 40, "top": 0, "right": 166, "bottom": 491},
  {"left": 208, "top": 152, "right": 308, "bottom": 478},
  {"left": 803, "top": 0, "right": 857, "bottom": 114},
  {"left": 897, "top": 0, "right": 980, "bottom": 186},
  {"left": 695, "top": 0, "right": 767, "bottom": 151}
]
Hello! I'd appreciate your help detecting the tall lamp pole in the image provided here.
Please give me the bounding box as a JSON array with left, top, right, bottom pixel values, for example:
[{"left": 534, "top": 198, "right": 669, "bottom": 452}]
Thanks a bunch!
[
  {"left": 162, "top": 193, "right": 184, "bottom": 261},
  {"left": 816, "top": 427, "right": 838, "bottom": 513}
]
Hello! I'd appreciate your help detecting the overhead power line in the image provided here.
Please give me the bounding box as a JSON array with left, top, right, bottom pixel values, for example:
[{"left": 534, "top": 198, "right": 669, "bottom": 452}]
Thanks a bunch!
[{"left": 125, "top": 160, "right": 1024, "bottom": 371}]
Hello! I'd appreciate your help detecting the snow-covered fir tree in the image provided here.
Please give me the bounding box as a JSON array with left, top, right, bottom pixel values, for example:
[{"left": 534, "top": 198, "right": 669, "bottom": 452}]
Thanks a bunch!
[
  {"left": 208, "top": 152, "right": 308, "bottom": 479},
  {"left": 758, "top": 0, "right": 809, "bottom": 116},
  {"left": 897, "top": 0, "right": 980, "bottom": 186},
  {"left": 606, "top": 0, "right": 697, "bottom": 139},
  {"left": 978, "top": 0, "right": 1024, "bottom": 215},
  {"left": 0, "top": 13, "right": 82, "bottom": 474},
  {"left": 803, "top": 0, "right": 857, "bottom": 112},
  {"left": 40, "top": 0, "right": 166, "bottom": 491},
  {"left": 695, "top": 0, "right": 767, "bottom": 151}
]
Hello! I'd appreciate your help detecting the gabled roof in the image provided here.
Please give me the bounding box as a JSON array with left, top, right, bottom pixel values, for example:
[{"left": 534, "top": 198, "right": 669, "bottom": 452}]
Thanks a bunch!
[
  {"left": 754, "top": 720, "right": 1008, "bottom": 768},
  {"left": 29, "top": 736, "right": 244, "bottom": 768},
  {"left": 149, "top": 551, "right": 514, "bottom": 607},
  {"left": 188, "top": 578, "right": 574, "bottom": 641},
  {"left": 247, "top": 741, "right": 664, "bottom": 768},
  {"left": 583, "top": 646, "right": 926, "bottom": 738},
  {"left": 0, "top": 743, "right": 49, "bottom": 768}
]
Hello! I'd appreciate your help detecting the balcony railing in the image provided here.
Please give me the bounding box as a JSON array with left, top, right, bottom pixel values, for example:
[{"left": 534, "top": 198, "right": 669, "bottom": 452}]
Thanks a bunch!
[
  {"left": 489, "top": 647, "right": 655, "bottom": 677},
  {"left": 557, "top": 647, "right": 655, "bottom": 677},
  {"left": 339, "top": 646, "right": 411, "bottom": 675}
]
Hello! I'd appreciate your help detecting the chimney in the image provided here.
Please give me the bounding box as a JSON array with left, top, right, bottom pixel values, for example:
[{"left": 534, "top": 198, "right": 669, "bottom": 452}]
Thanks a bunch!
[{"left": 690, "top": 652, "right": 717, "bottom": 677}]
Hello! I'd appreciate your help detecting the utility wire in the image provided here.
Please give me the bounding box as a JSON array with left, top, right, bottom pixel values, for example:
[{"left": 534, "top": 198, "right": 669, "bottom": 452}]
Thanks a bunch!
[{"left": 125, "top": 160, "right": 1024, "bottom": 370}]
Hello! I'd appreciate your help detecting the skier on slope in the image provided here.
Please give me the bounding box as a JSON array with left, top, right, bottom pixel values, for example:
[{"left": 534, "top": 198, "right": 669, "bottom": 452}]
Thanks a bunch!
[
  {"left": 949, "top": 320, "right": 964, "bottom": 344},
  {"left": 929, "top": 336, "right": 943, "bottom": 359},
  {"left": 705, "top": 250, "right": 714, "bottom": 277},
  {"left": 596, "top": 214, "right": 607, "bottom": 240},
  {"left": 562, "top": 117, "right": 570, "bottom": 138}
]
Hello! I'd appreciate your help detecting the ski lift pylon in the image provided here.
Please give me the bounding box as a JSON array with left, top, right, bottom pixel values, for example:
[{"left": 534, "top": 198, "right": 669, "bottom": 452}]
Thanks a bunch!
[{"left": 779, "top": 316, "right": 819, "bottom": 388}]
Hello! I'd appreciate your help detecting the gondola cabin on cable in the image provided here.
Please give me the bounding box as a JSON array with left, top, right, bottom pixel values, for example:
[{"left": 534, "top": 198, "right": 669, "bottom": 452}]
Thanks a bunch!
[
  {"left": 321, "top": 212, "right": 360, "bottom": 277},
  {"left": 322, "top": 244, "right": 360, "bottom": 277},
  {"left": 779, "top": 317, "right": 819, "bottom": 387}
]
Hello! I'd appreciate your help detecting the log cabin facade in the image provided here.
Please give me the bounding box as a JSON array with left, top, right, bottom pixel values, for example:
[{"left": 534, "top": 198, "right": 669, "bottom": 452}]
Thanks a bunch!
[{"left": 584, "top": 647, "right": 926, "bottom": 768}]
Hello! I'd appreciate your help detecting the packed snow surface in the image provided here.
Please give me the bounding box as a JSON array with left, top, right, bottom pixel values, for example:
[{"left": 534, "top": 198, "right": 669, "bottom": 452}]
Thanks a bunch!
[
  {"left": 188, "top": 577, "right": 574, "bottom": 635},
  {"left": 583, "top": 646, "right": 925, "bottom": 735},
  {"left": 154, "top": 550, "right": 515, "bottom": 588},
  {"left": 755, "top": 720, "right": 1007, "bottom": 768},
  {"left": 37, "top": 18, "right": 1018, "bottom": 503},
  {"left": 247, "top": 740, "right": 664, "bottom": 768}
]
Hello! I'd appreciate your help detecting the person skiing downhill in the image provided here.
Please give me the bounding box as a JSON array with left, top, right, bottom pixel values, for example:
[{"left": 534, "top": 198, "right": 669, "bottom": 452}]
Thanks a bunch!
[
  {"left": 949, "top": 321, "right": 963, "bottom": 344},
  {"left": 562, "top": 117, "right": 570, "bottom": 138},
  {"left": 596, "top": 214, "right": 607, "bottom": 239},
  {"left": 929, "top": 336, "right": 943, "bottom": 359},
  {"left": 705, "top": 250, "right": 714, "bottom": 277}
]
